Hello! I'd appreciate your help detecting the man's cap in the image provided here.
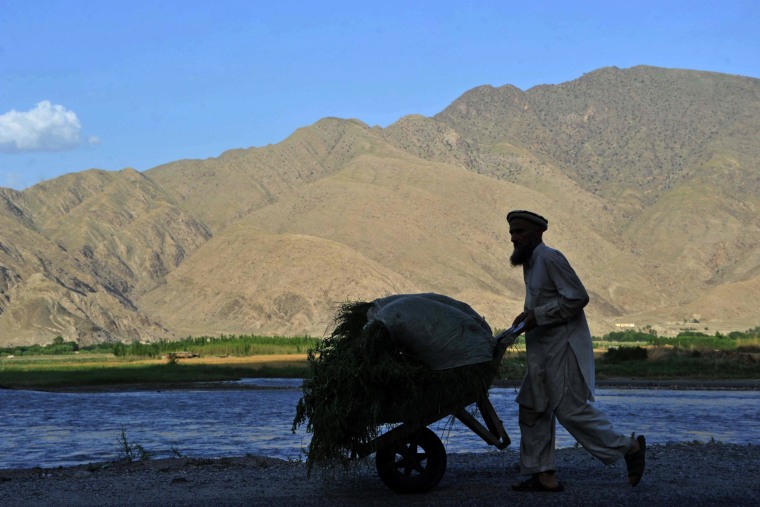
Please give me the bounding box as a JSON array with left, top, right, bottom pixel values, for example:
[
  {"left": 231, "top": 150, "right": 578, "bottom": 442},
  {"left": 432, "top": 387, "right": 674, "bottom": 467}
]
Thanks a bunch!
[{"left": 506, "top": 210, "right": 548, "bottom": 230}]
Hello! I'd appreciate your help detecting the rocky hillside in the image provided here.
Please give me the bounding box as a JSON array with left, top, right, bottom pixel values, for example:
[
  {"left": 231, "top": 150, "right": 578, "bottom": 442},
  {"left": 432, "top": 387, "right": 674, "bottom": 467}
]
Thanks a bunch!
[{"left": 1, "top": 65, "right": 759, "bottom": 345}]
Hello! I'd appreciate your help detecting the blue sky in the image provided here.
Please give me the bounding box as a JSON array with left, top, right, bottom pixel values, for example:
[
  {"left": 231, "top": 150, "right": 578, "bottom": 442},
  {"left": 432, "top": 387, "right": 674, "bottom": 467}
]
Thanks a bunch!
[{"left": 1, "top": 1, "right": 758, "bottom": 190}]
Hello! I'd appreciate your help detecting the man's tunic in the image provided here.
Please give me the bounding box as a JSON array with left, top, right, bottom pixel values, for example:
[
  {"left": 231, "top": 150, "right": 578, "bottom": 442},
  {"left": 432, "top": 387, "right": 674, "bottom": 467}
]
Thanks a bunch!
[{"left": 516, "top": 242, "right": 596, "bottom": 413}]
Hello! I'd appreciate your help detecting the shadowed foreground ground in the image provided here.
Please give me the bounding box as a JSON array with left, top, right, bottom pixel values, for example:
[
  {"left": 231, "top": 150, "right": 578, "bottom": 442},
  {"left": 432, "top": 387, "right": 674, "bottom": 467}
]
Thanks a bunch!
[{"left": 1, "top": 442, "right": 758, "bottom": 506}]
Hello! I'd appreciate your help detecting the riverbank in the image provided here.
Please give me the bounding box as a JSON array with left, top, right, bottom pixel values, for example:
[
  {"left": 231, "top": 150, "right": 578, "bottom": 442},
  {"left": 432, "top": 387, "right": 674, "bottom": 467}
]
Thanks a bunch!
[
  {"left": 497, "top": 378, "right": 760, "bottom": 391},
  {"left": 1, "top": 442, "right": 758, "bottom": 506},
  {"left": 18, "top": 377, "right": 760, "bottom": 393},
  {"left": 3, "top": 349, "right": 759, "bottom": 391},
  {"left": 0, "top": 354, "right": 310, "bottom": 390}
]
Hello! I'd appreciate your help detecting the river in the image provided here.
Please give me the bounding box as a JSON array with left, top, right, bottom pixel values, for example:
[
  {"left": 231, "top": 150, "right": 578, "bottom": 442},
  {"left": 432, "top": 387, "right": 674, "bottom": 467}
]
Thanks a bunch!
[{"left": 1, "top": 379, "right": 758, "bottom": 470}]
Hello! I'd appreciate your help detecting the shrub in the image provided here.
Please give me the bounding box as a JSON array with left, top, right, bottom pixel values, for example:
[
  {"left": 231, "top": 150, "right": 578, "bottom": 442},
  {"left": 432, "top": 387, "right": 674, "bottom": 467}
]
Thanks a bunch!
[
  {"left": 603, "top": 346, "right": 648, "bottom": 362},
  {"left": 117, "top": 428, "right": 151, "bottom": 462}
]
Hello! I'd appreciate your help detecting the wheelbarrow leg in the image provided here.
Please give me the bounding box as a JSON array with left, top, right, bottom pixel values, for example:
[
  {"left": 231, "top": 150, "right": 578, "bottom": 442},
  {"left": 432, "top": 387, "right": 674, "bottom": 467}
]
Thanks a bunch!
[{"left": 454, "top": 396, "right": 511, "bottom": 449}]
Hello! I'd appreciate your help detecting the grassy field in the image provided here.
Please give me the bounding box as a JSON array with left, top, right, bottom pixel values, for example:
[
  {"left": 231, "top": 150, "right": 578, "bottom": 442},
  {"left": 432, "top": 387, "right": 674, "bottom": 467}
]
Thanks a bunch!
[
  {"left": 0, "top": 354, "right": 310, "bottom": 389},
  {"left": 2, "top": 347, "right": 759, "bottom": 390},
  {"left": 0, "top": 334, "right": 316, "bottom": 389},
  {"left": 2, "top": 330, "right": 759, "bottom": 389},
  {"left": 498, "top": 347, "right": 760, "bottom": 382}
]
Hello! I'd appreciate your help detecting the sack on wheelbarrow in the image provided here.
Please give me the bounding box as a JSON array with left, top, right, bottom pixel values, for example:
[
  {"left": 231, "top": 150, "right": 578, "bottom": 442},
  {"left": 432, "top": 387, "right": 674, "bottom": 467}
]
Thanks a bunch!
[
  {"left": 367, "top": 293, "right": 496, "bottom": 370},
  {"left": 292, "top": 293, "right": 502, "bottom": 473}
]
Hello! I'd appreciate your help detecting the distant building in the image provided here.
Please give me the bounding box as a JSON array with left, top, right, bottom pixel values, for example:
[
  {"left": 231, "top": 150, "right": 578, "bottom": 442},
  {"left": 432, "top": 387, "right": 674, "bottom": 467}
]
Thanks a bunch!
[{"left": 614, "top": 323, "right": 636, "bottom": 329}]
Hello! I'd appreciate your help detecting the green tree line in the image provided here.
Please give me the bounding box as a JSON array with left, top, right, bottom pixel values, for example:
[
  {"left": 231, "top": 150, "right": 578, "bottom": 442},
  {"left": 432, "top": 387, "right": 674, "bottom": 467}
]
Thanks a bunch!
[
  {"left": 112, "top": 334, "right": 318, "bottom": 358},
  {"left": 1, "top": 334, "right": 320, "bottom": 358},
  {"left": 0, "top": 336, "right": 93, "bottom": 356},
  {"left": 593, "top": 328, "right": 760, "bottom": 351},
  {"left": 4, "top": 327, "right": 759, "bottom": 358}
]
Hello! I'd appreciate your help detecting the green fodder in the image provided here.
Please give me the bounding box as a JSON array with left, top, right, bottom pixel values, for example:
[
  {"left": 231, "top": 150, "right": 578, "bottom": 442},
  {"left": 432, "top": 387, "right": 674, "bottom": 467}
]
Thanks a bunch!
[{"left": 292, "top": 301, "right": 497, "bottom": 473}]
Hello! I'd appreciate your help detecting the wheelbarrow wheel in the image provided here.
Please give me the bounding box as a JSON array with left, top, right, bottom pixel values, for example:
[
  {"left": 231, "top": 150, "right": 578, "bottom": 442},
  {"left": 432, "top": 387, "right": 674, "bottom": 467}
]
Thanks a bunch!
[{"left": 375, "top": 427, "right": 447, "bottom": 494}]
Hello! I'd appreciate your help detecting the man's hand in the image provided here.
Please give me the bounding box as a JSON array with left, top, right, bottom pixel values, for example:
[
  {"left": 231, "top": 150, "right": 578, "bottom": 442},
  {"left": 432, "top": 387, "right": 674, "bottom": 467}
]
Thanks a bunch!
[{"left": 513, "top": 310, "right": 537, "bottom": 331}]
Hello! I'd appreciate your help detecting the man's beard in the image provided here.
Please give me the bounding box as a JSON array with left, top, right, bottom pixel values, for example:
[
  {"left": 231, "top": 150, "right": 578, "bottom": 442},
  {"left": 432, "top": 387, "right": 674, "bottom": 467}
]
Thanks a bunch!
[{"left": 510, "top": 244, "right": 535, "bottom": 267}]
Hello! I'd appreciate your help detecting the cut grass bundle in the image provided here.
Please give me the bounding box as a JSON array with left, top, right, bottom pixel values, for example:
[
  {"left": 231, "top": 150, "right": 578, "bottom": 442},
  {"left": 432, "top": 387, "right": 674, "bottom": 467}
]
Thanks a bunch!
[{"left": 292, "top": 301, "right": 499, "bottom": 473}]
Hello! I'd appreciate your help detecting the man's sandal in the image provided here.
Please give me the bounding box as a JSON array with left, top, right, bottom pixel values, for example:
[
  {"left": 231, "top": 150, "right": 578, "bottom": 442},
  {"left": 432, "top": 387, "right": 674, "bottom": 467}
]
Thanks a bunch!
[
  {"left": 625, "top": 434, "right": 646, "bottom": 487},
  {"left": 511, "top": 475, "right": 564, "bottom": 493}
]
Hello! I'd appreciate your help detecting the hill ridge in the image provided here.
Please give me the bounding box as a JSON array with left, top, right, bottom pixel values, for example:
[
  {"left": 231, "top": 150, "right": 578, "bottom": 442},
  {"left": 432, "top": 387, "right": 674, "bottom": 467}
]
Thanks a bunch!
[{"left": 1, "top": 65, "right": 759, "bottom": 345}]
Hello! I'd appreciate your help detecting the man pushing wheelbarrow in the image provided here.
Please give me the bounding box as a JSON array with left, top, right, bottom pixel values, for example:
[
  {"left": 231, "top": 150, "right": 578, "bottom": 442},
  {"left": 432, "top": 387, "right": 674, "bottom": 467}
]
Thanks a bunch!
[{"left": 293, "top": 211, "right": 648, "bottom": 496}]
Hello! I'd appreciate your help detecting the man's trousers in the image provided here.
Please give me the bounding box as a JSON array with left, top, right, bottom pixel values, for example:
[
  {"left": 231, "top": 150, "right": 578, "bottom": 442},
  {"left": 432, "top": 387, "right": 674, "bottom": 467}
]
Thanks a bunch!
[{"left": 518, "top": 349, "right": 632, "bottom": 474}]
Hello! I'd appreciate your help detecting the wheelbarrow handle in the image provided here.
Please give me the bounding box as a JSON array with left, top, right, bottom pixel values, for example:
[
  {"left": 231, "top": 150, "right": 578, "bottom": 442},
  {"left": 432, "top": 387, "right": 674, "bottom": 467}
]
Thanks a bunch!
[{"left": 495, "top": 321, "right": 525, "bottom": 346}]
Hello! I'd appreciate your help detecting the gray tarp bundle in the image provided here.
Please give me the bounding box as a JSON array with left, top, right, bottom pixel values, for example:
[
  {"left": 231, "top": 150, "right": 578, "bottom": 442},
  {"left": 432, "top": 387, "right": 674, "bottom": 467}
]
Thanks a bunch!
[{"left": 366, "top": 293, "right": 496, "bottom": 371}]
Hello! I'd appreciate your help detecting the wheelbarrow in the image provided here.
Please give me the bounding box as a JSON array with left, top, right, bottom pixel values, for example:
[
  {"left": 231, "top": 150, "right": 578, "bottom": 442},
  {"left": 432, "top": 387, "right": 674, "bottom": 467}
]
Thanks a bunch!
[{"left": 354, "top": 324, "right": 523, "bottom": 494}]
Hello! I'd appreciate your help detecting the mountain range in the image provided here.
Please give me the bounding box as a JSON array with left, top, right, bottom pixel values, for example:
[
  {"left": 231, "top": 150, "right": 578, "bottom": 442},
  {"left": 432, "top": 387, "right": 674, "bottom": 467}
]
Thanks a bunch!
[{"left": 2, "top": 65, "right": 759, "bottom": 346}]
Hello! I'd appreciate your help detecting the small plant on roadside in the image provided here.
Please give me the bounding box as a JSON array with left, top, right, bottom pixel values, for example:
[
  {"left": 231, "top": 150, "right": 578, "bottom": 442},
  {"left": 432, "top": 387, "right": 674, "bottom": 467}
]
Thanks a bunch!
[
  {"left": 166, "top": 352, "right": 180, "bottom": 365},
  {"left": 117, "top": 427, "right": 151, "bottom": 462}
]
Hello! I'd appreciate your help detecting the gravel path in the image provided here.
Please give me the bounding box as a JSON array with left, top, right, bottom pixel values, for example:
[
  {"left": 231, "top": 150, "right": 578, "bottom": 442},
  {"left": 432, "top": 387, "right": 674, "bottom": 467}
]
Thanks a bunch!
[{"left": 2, "top": 442, "right": 758, "bottom": 506}]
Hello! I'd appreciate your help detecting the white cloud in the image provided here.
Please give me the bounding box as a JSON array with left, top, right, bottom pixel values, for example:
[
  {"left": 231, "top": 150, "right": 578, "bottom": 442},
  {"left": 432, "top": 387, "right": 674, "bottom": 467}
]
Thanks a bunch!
[{"left": 0, "top": 101, "right": 83, "bottom": 152}]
